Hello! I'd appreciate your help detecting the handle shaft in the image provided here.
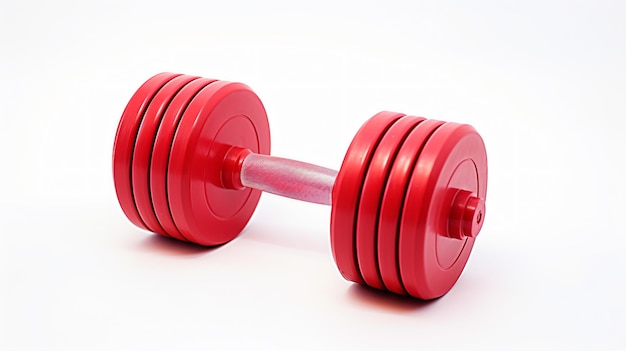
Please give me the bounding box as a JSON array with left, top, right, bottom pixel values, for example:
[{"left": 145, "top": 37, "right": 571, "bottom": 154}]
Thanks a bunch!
[{"left": 239, "top": 152, "right": 337, "bottom": 206}]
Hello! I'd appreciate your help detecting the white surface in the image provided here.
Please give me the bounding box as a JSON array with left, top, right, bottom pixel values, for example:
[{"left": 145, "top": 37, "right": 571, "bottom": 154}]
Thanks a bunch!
[{"left": 1, "top": 1, "right": 625, "bottom": 350}]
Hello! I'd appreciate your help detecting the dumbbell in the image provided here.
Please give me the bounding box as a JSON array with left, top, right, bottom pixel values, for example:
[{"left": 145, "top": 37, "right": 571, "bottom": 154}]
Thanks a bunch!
[{"left": 113, "top": 72, "right": 488, "bottom": 300}]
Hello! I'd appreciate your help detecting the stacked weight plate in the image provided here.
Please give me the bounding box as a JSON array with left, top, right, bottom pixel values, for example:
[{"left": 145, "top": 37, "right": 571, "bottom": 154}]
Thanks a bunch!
[
  {"left": 113, "top": 73, "right": 271, "bottom": 246},
  {"left": 330, "top": 112, "right": 487, "bottom": 300}
]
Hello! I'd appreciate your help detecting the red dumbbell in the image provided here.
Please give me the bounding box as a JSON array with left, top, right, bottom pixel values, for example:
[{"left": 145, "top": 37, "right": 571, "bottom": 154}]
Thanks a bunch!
[{"left": 113, "top": 73, "right": 488, "bottom": 300}]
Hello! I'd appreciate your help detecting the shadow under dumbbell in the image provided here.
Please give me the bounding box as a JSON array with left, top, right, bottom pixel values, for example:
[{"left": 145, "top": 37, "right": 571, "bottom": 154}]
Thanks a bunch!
[
  {"left": 138, "top": 234, "right": 219, "bottom": 256},
  {"left": 347, "top": 284, "right": 436, "bottom": 312},
  {"left": 241, "top": 224, "right": 329, "bottom": 255}
]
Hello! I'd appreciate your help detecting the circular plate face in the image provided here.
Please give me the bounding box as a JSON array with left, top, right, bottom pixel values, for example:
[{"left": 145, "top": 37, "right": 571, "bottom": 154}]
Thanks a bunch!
[
  {"left": 399, "top": 122, "right": 487, "bottom": 299},
  {"left": 330, "top": 111, "right": 405, "bottom": 284},
  {"left": 356, "top": 116, "right": 424, "bottom": 290},
  {"left": 168, "top": 81, "right": 271, "bottom": 246},
  {"left": 150, "top": 78, "right": 217, "bottom": 241},
  {"left": 132, "top": 75, "right": 199, "bottom": 236},
  {"left": 113, "top": 73, "right": 180, "bottom": 230},
  {"left": 377, "top": 119, "right": 445, "bottom": 295}
]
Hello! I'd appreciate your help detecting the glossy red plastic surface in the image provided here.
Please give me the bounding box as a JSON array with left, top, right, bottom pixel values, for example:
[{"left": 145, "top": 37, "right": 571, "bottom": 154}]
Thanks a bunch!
[
  {"left": 398, "top": 122, "right": 487, "bottom": 299},
  {"left": 377, "top": 119, "right": 445, "bottom": 295},
  {"left": 114, "top": 73, "right": 489, "bottom": 299},
  {"left": 356, "top": 116, "right": 424, "bottom": 290},
  {"left": 167, "top": 81, "right": 270, "bottom": 246},
  {"left": 113, "top": 73, "right": 180, "bottom": 231},
  {"left": 150, "top": 78, "right": 218, "bottom": 241},
  {"left": 132, "top": 75, "right": 199, "bottom": 236},
  {"left": 330, "top": 111, "right": 404, "bottom": 284}
]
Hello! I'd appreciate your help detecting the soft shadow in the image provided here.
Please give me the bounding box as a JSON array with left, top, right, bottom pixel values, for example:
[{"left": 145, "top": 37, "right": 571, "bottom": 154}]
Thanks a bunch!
[
  {"left": 241, "top": 225, "right": 329, "bottom": 255},
  {"left": 137, "top": 234, "right": 219, "bottom": 256},
  {"left": 347, "top": 284, "right": 438, "bottom": 313}
]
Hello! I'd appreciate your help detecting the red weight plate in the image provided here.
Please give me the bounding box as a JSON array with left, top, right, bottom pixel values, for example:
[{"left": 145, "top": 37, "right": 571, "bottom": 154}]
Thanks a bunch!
[
  {"left": 113, "top": 73, "right": 180, "bottom": 230},
  {"left": 331, "top": 111, "right": 405, "bottom": 284},
  {"left": 132, "top": 75, "right": 199, "bottom": 236},
  {"left": 151, "top": 78, "right": 217, "bottom": 241},
  {"left": 168, "top": 81, "right": 271, "bottom": 246},
  {"left": 399, "top": 122, "right": 487, "bottom": 299},
  {"left": 378, "top": 119, "right": 445, "bottom": 295},
  {"left": 356, "top": 116, "right": 424, "bottom": 290}
]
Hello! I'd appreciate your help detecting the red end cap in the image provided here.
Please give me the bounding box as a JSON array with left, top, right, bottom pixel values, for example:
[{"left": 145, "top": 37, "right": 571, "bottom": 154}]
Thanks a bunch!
[
  {"left": 463, "top": 195, "right": 485, "bottom": 238},
  {"left": 448, "top": 190, "right": 486, "bottom": 240}
]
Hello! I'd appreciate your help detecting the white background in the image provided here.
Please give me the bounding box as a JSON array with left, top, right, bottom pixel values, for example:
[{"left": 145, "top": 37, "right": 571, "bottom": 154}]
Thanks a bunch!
[{"left": 1, "top": 0, "right": 625, "bottom": 350}]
